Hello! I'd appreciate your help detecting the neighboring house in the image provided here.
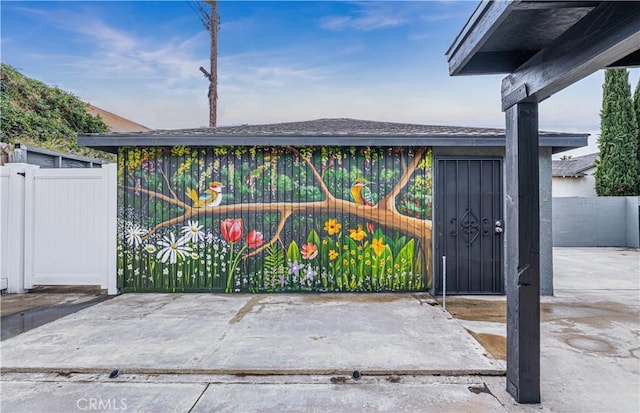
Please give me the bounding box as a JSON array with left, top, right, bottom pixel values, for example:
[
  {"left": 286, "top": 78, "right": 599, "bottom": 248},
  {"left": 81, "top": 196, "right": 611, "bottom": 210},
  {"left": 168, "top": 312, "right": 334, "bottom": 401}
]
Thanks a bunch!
[
  {"left": 551, "top": 152, "right": 639, "bottom": 249},
  {"left": 80, "top": 118, "right": 588, "bottom": 296},
  {"left": 85, "top": 103, "right": 151, "bottom": 133},
  {"left": 552, "top": 153, "right": 597, "bottom": 197}
]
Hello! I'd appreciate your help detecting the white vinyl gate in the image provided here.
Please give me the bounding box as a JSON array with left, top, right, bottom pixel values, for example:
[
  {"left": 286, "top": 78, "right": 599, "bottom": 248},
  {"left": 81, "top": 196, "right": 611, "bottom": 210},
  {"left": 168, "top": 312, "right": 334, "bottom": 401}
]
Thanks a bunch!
[{"left": 0, "top": 163, "right": 117, "bottom": 294}]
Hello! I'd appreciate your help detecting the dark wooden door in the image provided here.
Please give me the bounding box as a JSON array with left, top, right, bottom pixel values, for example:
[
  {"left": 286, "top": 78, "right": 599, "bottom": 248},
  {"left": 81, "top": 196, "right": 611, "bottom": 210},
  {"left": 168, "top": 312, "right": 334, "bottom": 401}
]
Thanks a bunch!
[{"left": 434, "top": 158, "right": 503, "bottom": 294}]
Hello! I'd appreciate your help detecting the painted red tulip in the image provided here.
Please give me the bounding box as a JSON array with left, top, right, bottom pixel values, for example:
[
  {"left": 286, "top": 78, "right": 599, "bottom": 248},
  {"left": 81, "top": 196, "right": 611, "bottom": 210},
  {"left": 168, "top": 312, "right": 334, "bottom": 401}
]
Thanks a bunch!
[
  {"left": 221, "top": 218, "right": 243, "bottom": 243},
  {"left": 246, "top": 229, "right": 264, "bottom": 249},
  {"left": 366, "top": 222, "right": 375, "bottom": 234}
]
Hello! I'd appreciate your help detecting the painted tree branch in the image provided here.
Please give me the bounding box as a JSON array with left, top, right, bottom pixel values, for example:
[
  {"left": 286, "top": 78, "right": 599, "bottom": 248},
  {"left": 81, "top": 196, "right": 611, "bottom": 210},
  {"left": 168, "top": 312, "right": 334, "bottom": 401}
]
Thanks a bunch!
[
  {"left": 125, "top": 186, "right": 188, "bottom": 210},
  {"left": 131, "top": 146, "right": 431, "bottom": 246},
  {"left": 131, "top": 192, "right": 431, "bottom": 243},
  {"left": 158, "top": 163, "right": 179, "bottom": 201},
  {"left": 244, "top": 208, "right": 292, "bottom": 258},
  {"left": 380, "top": 147, "right": 426, "bottom": 211},
  {"left": 287, "top": 146, "right": 333, "bottom": 200}
]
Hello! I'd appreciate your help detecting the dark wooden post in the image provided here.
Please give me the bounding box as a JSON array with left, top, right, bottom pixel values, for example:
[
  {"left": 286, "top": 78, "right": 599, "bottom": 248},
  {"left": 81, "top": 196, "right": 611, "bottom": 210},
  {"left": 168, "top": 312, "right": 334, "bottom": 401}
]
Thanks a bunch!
[{"left": 505, "top": 101, "right": 540, "bottom": 403}]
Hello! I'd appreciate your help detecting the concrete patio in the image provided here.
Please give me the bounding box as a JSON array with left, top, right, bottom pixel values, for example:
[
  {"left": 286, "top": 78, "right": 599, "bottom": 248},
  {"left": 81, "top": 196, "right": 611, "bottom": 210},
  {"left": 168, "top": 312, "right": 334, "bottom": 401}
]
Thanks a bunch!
[
  {"left": 0, "top": 293, "right": 502, "bottom": 375},
  {"left": 1, "top": 247, "right": 638, "bottom": 412}
]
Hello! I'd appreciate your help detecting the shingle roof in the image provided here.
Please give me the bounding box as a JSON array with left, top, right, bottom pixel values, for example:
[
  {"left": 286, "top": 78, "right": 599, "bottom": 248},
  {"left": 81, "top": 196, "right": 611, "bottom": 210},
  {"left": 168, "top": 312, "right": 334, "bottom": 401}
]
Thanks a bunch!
[
  {"left": 85, "top": 118, "right": 578, "bottom": 138},
  {"left": 552, "top": 153, "right": 598, "bottom": 177},
  {"left": 78, "top": 118, "right": 589, "bottom": 154}
]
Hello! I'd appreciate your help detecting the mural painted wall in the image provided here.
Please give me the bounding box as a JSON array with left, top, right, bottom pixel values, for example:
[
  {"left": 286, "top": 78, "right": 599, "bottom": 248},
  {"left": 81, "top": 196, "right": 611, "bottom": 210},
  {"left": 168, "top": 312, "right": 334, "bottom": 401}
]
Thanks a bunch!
[{"left": 117, "top": 146, "right": 432, "bottom": 293}]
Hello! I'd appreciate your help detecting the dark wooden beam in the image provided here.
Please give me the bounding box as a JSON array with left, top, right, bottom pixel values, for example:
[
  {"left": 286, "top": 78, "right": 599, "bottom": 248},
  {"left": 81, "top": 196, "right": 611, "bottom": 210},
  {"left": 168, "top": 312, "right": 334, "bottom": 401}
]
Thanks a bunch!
[
  {"left": 452, "top": 51, "right": 538, "bottom": 75},
  {"left": 511, "top": 1, "right": 598, "bottom": 11},
  {"left": 502, "top": 1, "right": 640, "bottom": 110},
  {"left": 608, "top": 49, "right": 640, "bottom": 68},
  {"left": 505, "top": 101, "right": 540, "bottom": 403},
  {"left": 447, "top": 1, "right": 515, "bottom": 76}
]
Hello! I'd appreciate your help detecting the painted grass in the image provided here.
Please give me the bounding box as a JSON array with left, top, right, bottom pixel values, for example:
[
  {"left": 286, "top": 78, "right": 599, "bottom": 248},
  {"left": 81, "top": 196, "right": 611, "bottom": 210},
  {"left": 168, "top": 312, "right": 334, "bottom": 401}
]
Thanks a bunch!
[{"left": 118, "top": 225, "right": 425, "bottom": 293}]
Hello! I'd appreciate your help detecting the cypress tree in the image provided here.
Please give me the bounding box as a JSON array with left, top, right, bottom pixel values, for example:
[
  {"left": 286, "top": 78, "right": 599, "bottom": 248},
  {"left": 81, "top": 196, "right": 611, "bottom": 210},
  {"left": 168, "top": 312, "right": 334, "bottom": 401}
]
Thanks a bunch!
[
  {"left": 633, "top": 79, "right": 640, "bottom": 193},
  {"left": 595, "top": 69, "right": 639, "bottom": 196}
]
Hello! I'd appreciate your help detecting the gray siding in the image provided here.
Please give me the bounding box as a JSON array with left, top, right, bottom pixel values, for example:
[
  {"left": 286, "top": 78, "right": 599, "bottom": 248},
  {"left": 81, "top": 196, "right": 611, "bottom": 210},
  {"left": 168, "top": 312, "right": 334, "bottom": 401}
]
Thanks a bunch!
[
  {"left": 432, "top": 146, "right": 554, "bottom": 295},
  {"left": 539, "top": 148, "right": 553, "bottom": 295},
  {"left": 626, "top": 197, "right": 640, "bottom": 248}
]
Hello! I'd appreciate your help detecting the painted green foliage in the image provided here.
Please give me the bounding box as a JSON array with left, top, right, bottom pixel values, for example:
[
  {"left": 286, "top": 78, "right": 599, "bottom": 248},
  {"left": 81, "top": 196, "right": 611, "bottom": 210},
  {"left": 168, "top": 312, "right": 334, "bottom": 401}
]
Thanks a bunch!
[{"left": 117, "top": 146, "right": 432, "bottom": 292}]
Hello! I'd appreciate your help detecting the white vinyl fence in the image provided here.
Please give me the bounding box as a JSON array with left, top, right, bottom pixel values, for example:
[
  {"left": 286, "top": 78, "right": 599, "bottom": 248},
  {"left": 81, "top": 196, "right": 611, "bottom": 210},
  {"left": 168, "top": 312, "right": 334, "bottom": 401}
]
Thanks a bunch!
[{"left": 0, "top": 163, "right": 117, "bottom": 294}]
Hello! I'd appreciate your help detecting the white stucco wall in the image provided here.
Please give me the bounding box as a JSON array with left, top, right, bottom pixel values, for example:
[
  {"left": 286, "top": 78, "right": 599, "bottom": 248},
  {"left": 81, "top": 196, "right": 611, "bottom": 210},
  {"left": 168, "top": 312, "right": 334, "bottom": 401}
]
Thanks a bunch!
[{"left": 552, "top": 167, "right": 596, "bottom": 197}]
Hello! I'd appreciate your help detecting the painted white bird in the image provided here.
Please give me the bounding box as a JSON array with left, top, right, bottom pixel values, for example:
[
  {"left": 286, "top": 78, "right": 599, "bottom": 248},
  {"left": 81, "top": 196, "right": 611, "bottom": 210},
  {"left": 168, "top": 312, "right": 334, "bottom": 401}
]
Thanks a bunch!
[{"left": 186, "top": 181, "right": 224, "bottom": 208}]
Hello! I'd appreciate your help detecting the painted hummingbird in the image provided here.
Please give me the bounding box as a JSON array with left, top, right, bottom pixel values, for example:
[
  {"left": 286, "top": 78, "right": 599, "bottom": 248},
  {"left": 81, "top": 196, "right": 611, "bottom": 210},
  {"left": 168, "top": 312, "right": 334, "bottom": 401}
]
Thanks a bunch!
[{"left": 351, "top": 178, "right": 375, "bottom": 206}]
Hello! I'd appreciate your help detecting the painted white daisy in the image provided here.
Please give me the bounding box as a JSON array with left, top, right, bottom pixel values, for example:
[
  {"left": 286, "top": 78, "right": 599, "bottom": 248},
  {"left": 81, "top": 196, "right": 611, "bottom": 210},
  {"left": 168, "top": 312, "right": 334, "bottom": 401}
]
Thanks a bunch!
[
  {"left": 144, "top": 244, "right": 157, "bottom": 254},
  {"left": 125, "top": 224, "right": 148, "bottom": 248},
  {"left": 156, "top": 233, "right": 192, "bottom": 264},
  {"left": 181, "top": 220, "right": 204, "bottom": 244}
]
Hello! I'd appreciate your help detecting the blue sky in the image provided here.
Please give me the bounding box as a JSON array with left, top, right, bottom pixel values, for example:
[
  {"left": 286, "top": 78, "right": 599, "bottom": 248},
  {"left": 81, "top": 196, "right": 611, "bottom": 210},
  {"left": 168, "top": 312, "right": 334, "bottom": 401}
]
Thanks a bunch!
[{"left": 2, "top": 0, "right": 639, "bottom": 144}]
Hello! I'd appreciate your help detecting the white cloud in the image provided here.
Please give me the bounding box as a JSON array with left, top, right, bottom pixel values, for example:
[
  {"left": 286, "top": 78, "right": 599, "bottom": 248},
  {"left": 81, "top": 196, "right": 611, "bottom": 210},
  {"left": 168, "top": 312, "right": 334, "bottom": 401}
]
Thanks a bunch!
[
  {"left": 319, "top": 3, "right": 412, "bottom": 32},
  {"left": 220, "top": 17, "right": 257, "bottom": 32},
  {"left": 219, "top": 51, "right": 335, "bottom": 91},
  {"left": 10, "top": 5, "right": 208, "bottom": 87},
  {"left": 320, "top": 14, "right": 405, "bottom": 31},
  {"left": 318, "top": 2, "right": 467, "bottom": 33},
  {"left": 420, "top": 12, "right": 470, "bottom": 23},
  {"left": 75, "top": 19, "right": 139, "bottom": 54}
]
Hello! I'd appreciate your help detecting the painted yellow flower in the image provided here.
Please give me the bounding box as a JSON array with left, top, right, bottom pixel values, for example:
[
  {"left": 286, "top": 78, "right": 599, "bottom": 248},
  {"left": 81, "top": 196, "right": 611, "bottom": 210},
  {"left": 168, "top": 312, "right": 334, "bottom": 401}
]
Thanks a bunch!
[
  {"left": 329, "top": 250, "right": 339, "bottom": 260},
  {"left": 348, "top": 225, "right": 366, "bottom": 241},
  {"left": 371, "top": 237, "right": 385, "bottom": 256},
  {"left": 324, "top": 219, "right": 342, "bottom": 235}
]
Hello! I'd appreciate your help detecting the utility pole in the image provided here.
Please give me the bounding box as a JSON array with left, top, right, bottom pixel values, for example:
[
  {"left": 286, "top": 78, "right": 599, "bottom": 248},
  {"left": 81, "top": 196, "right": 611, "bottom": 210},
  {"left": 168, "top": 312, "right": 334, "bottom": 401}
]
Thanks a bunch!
[{"left": 196, "top": 1, "right": 218, "bottom": 127}]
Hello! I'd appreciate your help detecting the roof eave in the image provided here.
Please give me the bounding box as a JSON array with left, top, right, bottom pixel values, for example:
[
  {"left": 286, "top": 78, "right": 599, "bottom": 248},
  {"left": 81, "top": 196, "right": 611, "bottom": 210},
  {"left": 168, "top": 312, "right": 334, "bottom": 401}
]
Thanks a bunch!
[
  {"left": 78, "top": 133, "right": 588, "bottom": 154},
  {"left": 552, "top": 173, "right": 586, "bottom": 178},
  {"left": 446, "top": 0, "right": 518, "bottom": 76}
]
